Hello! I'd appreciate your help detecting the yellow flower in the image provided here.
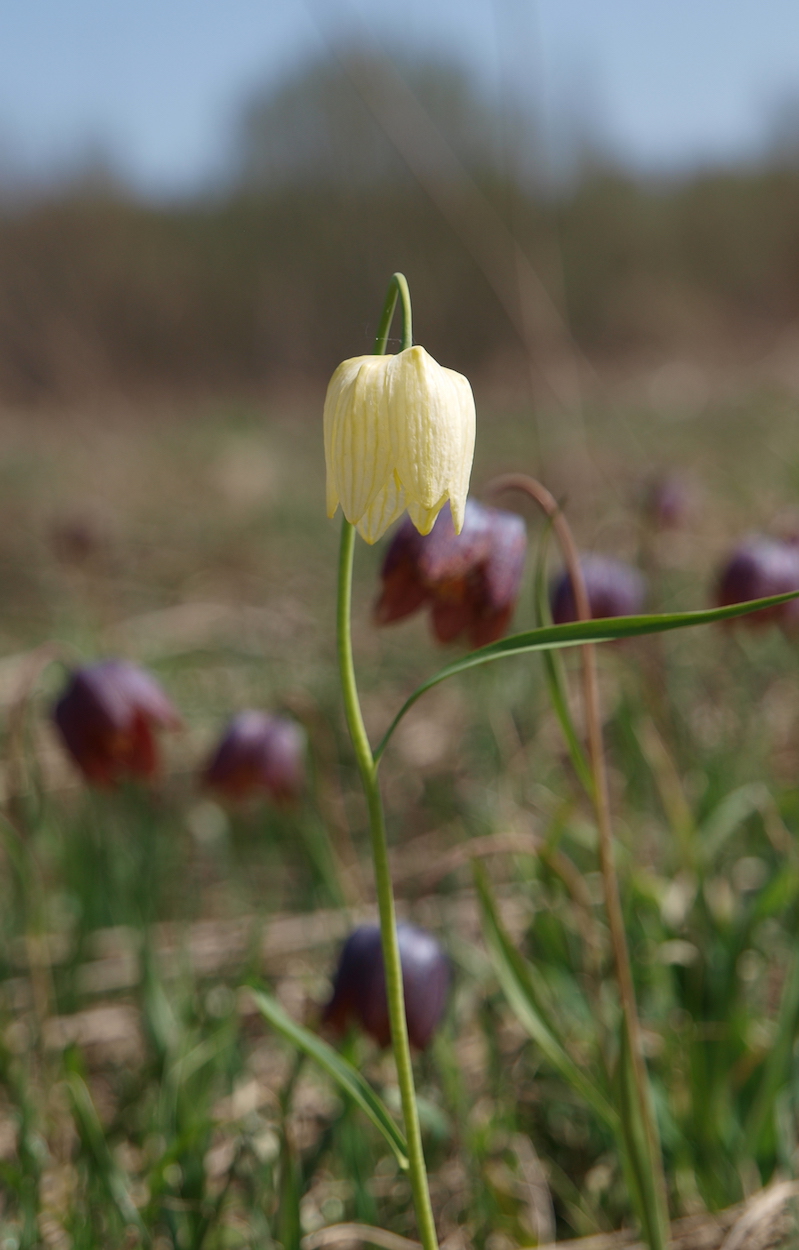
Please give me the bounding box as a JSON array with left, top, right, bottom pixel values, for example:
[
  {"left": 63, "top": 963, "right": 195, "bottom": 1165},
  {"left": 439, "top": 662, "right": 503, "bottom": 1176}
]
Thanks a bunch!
[{"left": 324, "top": 346, "right": 476, "bottom": 544}]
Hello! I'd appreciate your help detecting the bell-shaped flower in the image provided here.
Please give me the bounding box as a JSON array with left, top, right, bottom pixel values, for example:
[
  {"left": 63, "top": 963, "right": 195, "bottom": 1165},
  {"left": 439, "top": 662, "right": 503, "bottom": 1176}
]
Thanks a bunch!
[
  {"left": 324, "top": 346, "right": 476, "bottom": 544},
  {"left": 715, "top": 535, "right": 799, "bottom": 631},
  {"left": 375, "top": 499, "right": 527, "bottom": 648},
  {"left": 550, "top": 554, "right": 646, "bottom": 624},
  {"left": 53, "top": 659, "right": 181, "bottom": 787},
  {"left": 322, "top": 922, "right": 449, "bottom": 1050},
  {"left": 202, "top": 711, "right": 305, "bottom": 804}
]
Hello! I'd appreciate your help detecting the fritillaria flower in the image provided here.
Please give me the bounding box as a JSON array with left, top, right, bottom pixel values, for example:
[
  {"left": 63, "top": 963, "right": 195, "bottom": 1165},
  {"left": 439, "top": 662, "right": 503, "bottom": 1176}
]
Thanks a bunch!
[
  {"left": 375, "top": 498, "right": 527, "bottom": 648},
  {"left": 550, "top": 554, "right": 646, "bottom": 625},
  {"left": 642, "top": 472, "right": 691, "bottom": 530},
  {"left": 715, "top": 535, "right": 799, "bottom": 630},
  {"left": 323, "top": 922, "right": 450, "bottom": 1050},
  {"left": 324, "top": 346, "right": 476, "bottom": 543},
  {"left": 202, "top": 711, "right": 305, "bottom": 803},
  {"left": 53, "top": 659, "right": 181, "bottom": 787}
]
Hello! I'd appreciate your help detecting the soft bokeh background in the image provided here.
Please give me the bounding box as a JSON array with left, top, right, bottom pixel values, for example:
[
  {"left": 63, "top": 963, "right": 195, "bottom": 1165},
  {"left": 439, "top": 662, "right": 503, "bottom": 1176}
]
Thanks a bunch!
[
  {"left": 3, "top": 1, "right": 799, "bottom": 660},
  {"left": 4, "top": 0, "right": 799, "bottom": 405},
  {"left": 5, "top": 5, "right": 799, "bottom": 1244}
]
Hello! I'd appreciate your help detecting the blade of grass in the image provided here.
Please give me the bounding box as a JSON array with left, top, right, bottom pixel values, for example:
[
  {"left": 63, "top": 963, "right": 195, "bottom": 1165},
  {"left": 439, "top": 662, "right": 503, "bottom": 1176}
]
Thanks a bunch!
[
  {"left": 745, "top": 948, "right": 799, "bottom": 1158},
  {"left": 374, "top": 591, "right": 799, "bottom": 763},
  {"left": 474, "top": 866, "right": 619, "bottom": 1132},
  {"left": 616, "top": 1018, "right": 667, "bottom": 1250},
  {"left": 250, "top": 990, "right": 409, "bottom": 1169},
  {"left": 698, "top": 783, "right": 771, "bottom": 867},
  {"left": 66, "top": 1071, "right": 150, "bottom": 1243},
  {"left": 277, "top": 1121, "right": 304, "bottom": 1250}
]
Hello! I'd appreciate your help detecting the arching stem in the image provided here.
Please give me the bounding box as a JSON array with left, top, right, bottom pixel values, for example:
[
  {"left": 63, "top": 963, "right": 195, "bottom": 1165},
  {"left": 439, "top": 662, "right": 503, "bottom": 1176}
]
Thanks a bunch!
[
  {"left": 488, "top": 472, "right": 670, "bottom": 1250},
  {"left": 335, "top": 274, "right": 438, "bottom": 1250}
]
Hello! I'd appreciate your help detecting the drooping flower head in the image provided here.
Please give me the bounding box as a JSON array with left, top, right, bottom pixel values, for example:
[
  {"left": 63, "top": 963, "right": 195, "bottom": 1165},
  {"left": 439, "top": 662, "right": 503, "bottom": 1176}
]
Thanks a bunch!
[
  {"left": 715, "top": 535, "right": 799, "bottom": 631},
  {"left": 550, "top": 554, "right": 646, "bottom": 625},
  {"left": 323, "top": 922, "right": 450, "bottom": 1050},
  {"left": 202, "top": 711, "right": 305, "bottom": 804},
  {"left": 53, "top": 659, "right": 181, "bottom": 787},
  {"left": 324, "top": 346, "right": 476, "bottom": 544},
  {"left": 375, "top": 498, "right": 527, "bottom": 648}
]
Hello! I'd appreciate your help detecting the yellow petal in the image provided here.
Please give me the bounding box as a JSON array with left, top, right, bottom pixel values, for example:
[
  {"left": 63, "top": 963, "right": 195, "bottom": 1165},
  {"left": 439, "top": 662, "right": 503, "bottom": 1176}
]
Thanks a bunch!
[
  {"left": 356, "top": 472, "right": 407, "bottom": 544},
  {"left": 323, "top": 344, "right": 475, "bottom": 543},
  {"left": 324, "top": 355, "right": 396, "bottom": 524},
  {"left": 405, "top": 496, "right": 450, "bottom": 536},
  {"left": 389, "top": 347, "right": 475, "bottom": 531}
]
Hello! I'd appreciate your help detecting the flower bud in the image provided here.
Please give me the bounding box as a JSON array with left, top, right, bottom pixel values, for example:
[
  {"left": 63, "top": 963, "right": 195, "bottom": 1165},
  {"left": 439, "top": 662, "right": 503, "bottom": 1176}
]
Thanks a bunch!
[
  {"left": 53, "top": 660, "right": 181, "bottom": 787},
  {"left": 715, "top": 535, "right": 799, "bottom": 630},
  {"left": 375, "top": 499, "right": 527, "bottom": 648},
  {"left": 550, "top": 554, "right": 646, "bottom": 624},
  {"left": 323, "top": 922, "right": 449, "bottom": 1050},
  {"left": 324, "top": 346, "right": 476, "bottom": 544},
  {"left": 202, "top": 711, "right": 305, "bottom": 803}
]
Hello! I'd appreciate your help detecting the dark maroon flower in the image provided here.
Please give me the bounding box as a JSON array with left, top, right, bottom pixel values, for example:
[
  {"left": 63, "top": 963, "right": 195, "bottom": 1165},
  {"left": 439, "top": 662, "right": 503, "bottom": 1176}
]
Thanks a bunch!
[
  {"left": 550, "top": 554, "right": 646, "bottom": 624},
  {"left": 375, "top": 499, "right": 527, "bottom": 648},
  {"left": 715, "top": 535, "right": 799, "bottom": 630},
  {"left": 203, "top": 711, "right": 305, "bottom": 803},
  {"left": 53, "top": 660, "right": 181, "bottom": 787},
  {"left": 323, "top": 922, "right": 449, "bottom": 1050}
]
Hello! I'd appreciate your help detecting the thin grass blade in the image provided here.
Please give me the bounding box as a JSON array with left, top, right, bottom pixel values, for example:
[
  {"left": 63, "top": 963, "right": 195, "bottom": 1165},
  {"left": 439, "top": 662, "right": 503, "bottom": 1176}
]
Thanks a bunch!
[
  {"left": 745, "top": 949, "right": 799, "bottom": 1157},
  {"left": 67, "top": 1071, "right": 150, "bottom": 1242},
  {"left": 250, "top": 990, "right": 409, "bottom": 1169},
  {"left": 475, "top": 866, "right": 619, "bottom": 1132},
  {"left": 616, "top": 1020, "right": 669, "bottom": 1250}
]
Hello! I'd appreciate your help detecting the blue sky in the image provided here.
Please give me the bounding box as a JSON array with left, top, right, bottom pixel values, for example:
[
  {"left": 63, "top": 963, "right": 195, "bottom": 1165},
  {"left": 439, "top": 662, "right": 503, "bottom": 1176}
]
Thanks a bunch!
[{"left": 2, "top": 0, "right": 799, "bottom": 195}]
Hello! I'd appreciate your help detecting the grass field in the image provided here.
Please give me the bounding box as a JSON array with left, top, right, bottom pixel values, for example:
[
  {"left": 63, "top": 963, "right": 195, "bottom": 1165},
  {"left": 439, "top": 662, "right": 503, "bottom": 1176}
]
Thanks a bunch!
[{"left": 2, "top": 375, "right": 799, "bottom": 1247}]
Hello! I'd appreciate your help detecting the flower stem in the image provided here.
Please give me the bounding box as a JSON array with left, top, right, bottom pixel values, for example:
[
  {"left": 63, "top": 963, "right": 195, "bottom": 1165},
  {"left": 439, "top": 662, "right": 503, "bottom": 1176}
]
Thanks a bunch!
[
  {"left": 336, "top": 519, "right": 439, "bottom": 1250},
  {"left": 373, "top": 273, "right": 413, "bottom": 354},
  {"left": 334, "top": 273, "right": 437, "bottom": 1250},
  {"left": 489, "top": 473, "right": 671, "bottom": 1250}
]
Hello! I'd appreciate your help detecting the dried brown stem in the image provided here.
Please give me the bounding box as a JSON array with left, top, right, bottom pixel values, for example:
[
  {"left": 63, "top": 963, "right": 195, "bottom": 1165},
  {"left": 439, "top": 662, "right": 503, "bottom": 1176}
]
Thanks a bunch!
[{"left": 487, "top": 472, "right": 670, "bottom": 1245}]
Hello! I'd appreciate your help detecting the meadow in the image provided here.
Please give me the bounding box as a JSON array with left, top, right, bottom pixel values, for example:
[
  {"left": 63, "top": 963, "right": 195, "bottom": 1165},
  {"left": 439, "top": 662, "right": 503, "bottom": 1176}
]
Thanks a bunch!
[{"left": 0, "top": 368, "right": 798, "bottom": 1248}]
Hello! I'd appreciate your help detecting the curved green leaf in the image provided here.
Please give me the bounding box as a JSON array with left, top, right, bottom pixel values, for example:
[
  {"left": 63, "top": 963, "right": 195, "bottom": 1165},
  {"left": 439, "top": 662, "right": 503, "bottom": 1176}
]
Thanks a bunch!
[
  {"left": 373, "top": 590, "right": 799, "bottom": 763},
  {"left": 250, "top": 990, "right": 409, "bottom": 1169}
]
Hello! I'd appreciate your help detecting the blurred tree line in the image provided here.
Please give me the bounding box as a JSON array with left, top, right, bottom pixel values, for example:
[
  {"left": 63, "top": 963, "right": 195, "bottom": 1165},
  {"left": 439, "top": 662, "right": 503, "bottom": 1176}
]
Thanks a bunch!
[{"left": 2, "top": 51, "right": 799, "bottom": 404}]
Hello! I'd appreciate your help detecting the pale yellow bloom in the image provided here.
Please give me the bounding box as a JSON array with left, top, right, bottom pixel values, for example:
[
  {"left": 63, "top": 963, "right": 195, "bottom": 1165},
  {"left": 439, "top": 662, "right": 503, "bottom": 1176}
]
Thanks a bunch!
[{"left": 324, "top": 346, "right": 476, "bottom": 544}]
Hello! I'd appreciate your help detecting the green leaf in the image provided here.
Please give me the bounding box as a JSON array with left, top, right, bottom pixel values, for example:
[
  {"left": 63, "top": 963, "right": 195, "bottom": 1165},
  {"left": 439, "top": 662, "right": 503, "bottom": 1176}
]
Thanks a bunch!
[
  {"left": 67, "top": 1072, "right": 150, "bottom": 1243},
  {"left": 373, "top": 590, "right": 799, "bottom": 762},
  {"left": 697, "top": 783, "right": 771, "bottom": 867},
  {"left": 474, "top": 866, "right": 619, "bottom": 1132},
  {"left": 745, "top": 948, "right": 799, "bottom": 1155},
  {"left": 748, "top": 865, "right": 799, "bottom": 924},
  {"left": 277, "top": 1126, "right": 303, "bottom": 1250},
  {"left": 249, "top": 990, "right": 409, "bottom": 1169},
  {"left": 615, "top": 1020, "right": 669, "bottom": 1250}
]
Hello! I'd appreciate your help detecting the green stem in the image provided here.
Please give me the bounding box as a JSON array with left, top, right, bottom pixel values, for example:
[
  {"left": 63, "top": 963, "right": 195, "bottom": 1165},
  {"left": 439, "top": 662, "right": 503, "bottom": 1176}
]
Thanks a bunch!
[
  {"left": 337, "top": 519, "right": 438, "bottom": 1250},
  {"left": 333, "top": 273, "right": 437, "bottom": 1250},
  {"left": 373, "top": 272, "right": 413, "bottom": 354}
]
